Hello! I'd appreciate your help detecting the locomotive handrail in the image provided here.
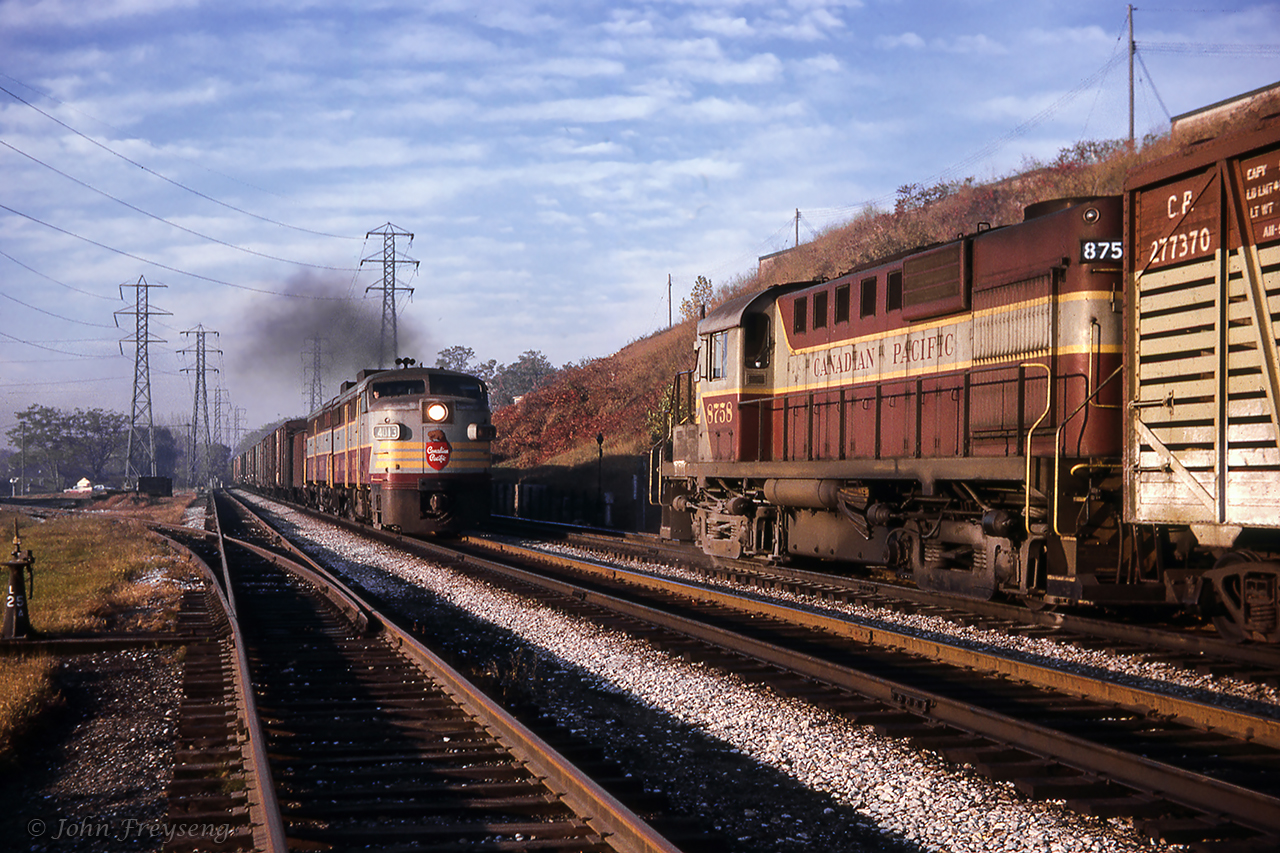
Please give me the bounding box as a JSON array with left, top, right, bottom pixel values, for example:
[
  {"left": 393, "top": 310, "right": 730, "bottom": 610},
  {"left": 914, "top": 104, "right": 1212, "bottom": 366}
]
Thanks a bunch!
[
  {"left": 1023, "top": 362, "right": 1052, "bottom": 532},
  {"left": 1052, "top": 364, "right": 1124, "bottom": 538}
]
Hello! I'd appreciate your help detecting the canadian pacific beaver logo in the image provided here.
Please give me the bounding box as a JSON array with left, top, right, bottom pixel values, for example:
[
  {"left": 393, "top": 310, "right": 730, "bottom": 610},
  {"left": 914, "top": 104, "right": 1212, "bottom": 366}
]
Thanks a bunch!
[{"left": 425, "top": 429, "right": 452, "bottom": 471}]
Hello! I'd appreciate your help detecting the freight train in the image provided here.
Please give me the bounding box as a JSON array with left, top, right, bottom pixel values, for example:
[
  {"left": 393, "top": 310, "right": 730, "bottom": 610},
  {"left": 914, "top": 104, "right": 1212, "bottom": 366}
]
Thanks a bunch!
[
  {"left": 234, "top": 365, "right": 496, "bottom": 535},
  {"left": 655, "top": 113, "right": 1280, "bottom": 643}
]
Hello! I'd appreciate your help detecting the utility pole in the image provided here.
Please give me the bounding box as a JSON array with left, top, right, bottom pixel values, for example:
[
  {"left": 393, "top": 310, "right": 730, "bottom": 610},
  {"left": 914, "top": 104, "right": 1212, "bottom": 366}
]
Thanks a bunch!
[
  {"left": 795, "top": 209, "right": 800, "bottom": 248},
  {"left": 180, "top": 326, "right": 220, "bottom": 490},
  {"left": 361, "top": 223, "right": 418, "bottom": 368},
  {"left": 667, "top": 274, "right": 672, "bottom": 328},
  {"left": 115, "top": 275, "right": 169, "bottom": 487},
  {"left": 1128, "top": 4, "right": 1136, "bottom": 148},
  {"left": 303, "top": 337, "right": 327, "bottom": 412}
]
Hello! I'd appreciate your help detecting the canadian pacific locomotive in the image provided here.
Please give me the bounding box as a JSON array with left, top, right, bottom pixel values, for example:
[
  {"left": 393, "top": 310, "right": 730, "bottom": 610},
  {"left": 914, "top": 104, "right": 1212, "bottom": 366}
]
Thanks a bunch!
[
  {"left": 656, "top": 113, "right": 1280, "bottom": 642},
  {"left": 234, "top": 365, "right": 496, "bottom": 535}
]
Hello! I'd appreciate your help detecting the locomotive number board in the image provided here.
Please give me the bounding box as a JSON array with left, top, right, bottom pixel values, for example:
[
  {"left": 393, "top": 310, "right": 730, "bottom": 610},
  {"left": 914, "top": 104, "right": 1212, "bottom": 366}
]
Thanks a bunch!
[{"left": 1080, "top": 239, "right": 1123, "bottom": 263}]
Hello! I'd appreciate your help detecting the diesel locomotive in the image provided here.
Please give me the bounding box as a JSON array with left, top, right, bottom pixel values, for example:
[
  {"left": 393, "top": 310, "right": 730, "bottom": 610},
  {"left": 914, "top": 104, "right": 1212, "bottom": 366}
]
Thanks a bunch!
[
  {"left": 655, "top": 113, "right": 1280, "bottom": 642},
  {"left": 235, "top": 365, "right": 496, "bottom": 535}
]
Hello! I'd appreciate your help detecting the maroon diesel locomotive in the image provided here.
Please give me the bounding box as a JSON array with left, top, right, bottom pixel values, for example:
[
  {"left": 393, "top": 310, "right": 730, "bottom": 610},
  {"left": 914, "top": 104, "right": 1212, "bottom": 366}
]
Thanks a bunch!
[
  {"left": 235, "top": 365, "right": 496, "bottom": 535},
  {"left": 656, "top": 114, "right": 1280, "bottom": 642}
]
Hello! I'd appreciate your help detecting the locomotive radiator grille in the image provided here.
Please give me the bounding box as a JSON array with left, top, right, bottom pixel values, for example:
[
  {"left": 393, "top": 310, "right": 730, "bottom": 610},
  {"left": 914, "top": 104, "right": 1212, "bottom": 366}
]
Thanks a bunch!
[{"left": 972, "top": 273, "right": 1052, "bottom": 364}]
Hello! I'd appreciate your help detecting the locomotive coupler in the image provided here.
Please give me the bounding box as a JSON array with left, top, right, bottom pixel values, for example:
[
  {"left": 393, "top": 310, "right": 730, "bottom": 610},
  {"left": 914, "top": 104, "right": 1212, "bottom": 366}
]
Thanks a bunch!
[{"left": 3, "top": 522, "right": 36, "bottom": 639}]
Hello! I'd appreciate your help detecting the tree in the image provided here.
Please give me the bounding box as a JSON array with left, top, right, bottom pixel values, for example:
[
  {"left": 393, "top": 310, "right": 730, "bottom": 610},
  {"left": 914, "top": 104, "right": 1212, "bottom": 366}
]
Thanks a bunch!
[
  {"left": 679, "top": 275, "right": 713, "bottom": 323},
  {"left": 4, "top": 405, "right": 129, "bottom": 490},
  {"left": 490, "top": 350, "right": 557, "bottom": 407},
  {"left": 5, "top": 405, "right": 69, "bottom": 491},
  {"left": 436, "top": 345, "right": 476, "bottom": 373},
  {"left": 68, "top": 408, "right": 129, "bottom": 481}
]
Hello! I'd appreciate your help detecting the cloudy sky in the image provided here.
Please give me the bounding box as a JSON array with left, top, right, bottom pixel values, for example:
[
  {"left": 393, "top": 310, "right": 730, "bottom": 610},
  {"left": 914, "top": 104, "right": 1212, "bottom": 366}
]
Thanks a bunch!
[{"left": 1, "top": 0, "right": 1277, "bottom": 449}]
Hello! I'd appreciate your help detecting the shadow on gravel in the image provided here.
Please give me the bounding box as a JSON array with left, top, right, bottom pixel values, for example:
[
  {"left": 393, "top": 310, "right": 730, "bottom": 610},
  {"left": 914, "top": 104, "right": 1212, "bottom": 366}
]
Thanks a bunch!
[{"left": 315, "top": 548, "right": 930, "bottom": 853}]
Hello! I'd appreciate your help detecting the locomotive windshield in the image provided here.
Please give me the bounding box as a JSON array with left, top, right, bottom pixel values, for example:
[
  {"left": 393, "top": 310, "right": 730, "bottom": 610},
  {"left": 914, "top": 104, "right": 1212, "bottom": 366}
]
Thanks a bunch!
[
  {"left": 371, "top": 379, "right": 425, "bottom": 399},
  {"left": 429, "top": 374, "right": 488, "bottom": 401}
]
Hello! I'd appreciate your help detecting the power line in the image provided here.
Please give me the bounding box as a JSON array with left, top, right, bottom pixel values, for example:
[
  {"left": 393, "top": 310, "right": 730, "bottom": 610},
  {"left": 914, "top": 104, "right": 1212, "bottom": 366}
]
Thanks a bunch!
[
  {"left": 0, "top": 326, "right": 113, "bottom": 357},
  {"left": 0, "top": 202, "right": 350, "bottom": 300},
  {"left": 0, "top": 80, "right": 358, "bottom": 241},
  {"left": 0, "top": 285, "right": 115, "bottom": 327},
  {"left": 0, "top": 246, "right": 116, "bottom": 300},
  {"left": 0, "top": 138, "right": 359, "bottom": 272},
  {"left": 1139, "top": 42, "right": 1280, "bottom": 55}
]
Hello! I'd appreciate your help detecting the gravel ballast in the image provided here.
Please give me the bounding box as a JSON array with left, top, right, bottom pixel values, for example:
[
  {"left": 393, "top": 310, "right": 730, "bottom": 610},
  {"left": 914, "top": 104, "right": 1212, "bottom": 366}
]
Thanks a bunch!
[{"left": 245, "top": 495, "right": 1193, "bottom": 853}]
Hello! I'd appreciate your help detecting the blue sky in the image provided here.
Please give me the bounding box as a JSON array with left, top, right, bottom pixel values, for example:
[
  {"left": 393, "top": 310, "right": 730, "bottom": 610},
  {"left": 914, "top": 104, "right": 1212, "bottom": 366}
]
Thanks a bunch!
[{"left": 1, "top": 0, "right": 1277, "bottom": 449}]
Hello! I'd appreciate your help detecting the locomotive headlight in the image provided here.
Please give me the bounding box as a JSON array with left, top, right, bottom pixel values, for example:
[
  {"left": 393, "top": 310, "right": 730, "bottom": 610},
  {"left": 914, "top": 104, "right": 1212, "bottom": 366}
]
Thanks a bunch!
[
  {"left": 424, "top": 402, "right": 450, "bottom": 423},
  {"left": 372, "top": 423, "right": 403, "bottom": 441}
]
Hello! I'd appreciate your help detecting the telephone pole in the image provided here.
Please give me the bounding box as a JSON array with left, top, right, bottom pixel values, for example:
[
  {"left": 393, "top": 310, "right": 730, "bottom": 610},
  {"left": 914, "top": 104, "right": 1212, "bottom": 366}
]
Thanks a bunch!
[
  {"left": 114, "top": 275, "right": 169, "bottom": 487},
  {"left": 1128, "top": 4, "right": 1136, "bottom": 148},
  {"left": 361, "top": 223, "right": 418, "bottom": 368},
  {"left": 180, "top": 326, "right": 220, "bottom": 489}
]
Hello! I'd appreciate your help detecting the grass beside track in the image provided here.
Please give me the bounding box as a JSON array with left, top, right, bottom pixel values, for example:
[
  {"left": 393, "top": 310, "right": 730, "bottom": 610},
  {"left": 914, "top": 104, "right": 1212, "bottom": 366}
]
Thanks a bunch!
[{"left": 0, "top": 496, "right": 199, "bottom": 761}]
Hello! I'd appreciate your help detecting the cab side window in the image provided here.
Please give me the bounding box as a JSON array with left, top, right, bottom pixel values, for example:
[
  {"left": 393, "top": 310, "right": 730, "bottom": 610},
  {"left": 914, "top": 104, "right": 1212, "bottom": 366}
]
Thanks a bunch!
[{"left": 705, "top": 331, "right": 728, "bottom": 380}]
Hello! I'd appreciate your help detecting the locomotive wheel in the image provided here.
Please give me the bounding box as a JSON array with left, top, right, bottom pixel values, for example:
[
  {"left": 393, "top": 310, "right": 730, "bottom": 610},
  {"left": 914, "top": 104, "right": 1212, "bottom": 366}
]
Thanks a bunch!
[{"left": 1018, "top": 595, "right": 1058, "bottom": 613}]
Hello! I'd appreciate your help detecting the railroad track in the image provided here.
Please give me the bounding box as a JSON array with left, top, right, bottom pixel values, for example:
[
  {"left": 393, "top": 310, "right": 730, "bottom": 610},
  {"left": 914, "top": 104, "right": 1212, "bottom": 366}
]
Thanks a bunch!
[
  {"left": 242, "top": 494, "right": 1280, "bottom": 851},
  {"left": 483, "top": 515, "right": 1280, "bottom": 684},
  {"left": 153, "top": 495, "right": 685, "bottom": 853}
]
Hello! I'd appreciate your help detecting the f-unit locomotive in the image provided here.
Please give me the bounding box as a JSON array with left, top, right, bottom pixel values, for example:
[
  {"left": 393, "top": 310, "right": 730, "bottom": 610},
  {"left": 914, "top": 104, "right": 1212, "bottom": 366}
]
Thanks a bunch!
[
  {"left": 655, "top": 114, "right": 1280, "bottom": 642},
  {"left": 235, "top": 365, "right": 496, "bottom": 535}
]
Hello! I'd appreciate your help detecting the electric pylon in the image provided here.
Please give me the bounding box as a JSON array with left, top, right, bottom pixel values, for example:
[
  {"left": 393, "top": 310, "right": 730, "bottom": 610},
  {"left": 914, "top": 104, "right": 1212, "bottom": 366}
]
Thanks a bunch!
[
  {"left": 114, "top": 276, "right": 170, "bottom": 487},
  {"left": 361, "top": 223, "right": 418, "bottom": 368},
  {"left": 180, "top": 326, "right": 220, "bottom": 489},
  {"left": 303, "top": 337, "right": 327, "bottom": 412}
]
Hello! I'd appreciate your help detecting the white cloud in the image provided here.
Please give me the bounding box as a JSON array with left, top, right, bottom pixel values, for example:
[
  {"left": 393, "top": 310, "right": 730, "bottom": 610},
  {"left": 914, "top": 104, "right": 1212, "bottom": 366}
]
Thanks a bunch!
[
  {"left": 876, "top": 32, "right": 925, "bottom": 50},
  {"left": 0, "top": 0, "right": 198, "bottom": 28},
  {"left": 689, "top": 14, "right": 755, "bottom": 38}
]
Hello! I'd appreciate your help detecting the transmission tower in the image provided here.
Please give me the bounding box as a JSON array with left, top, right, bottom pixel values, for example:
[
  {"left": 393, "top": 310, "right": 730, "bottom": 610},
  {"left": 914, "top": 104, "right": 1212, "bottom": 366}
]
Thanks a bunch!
[
  {"left": 302, "top": 337, "right": 328, "bottom": 412},
  {"left": 180, "top": 326, "right": 220, "bottom": 489},
  {"left": 361, "top": 223, "right": 418, "bottom": 368},
  {"left": 214, "top": 387, "right": 225, "bottom": 449},
  {"left": 114, "top": 276, "right": 170, "bottom": 487}
]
